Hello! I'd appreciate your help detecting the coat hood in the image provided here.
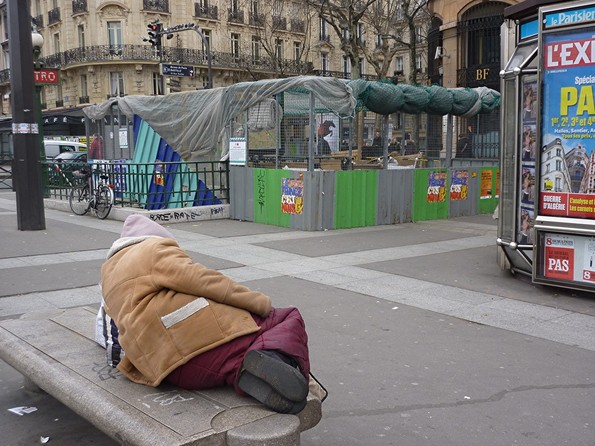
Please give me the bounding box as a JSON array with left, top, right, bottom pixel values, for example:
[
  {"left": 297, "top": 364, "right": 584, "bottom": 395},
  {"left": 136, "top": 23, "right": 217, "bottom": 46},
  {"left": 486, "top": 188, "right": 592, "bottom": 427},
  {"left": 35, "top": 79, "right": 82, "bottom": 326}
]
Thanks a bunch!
[
  {"left": 121, "top": 214, "right": 175, "bottom": 239},
  {"left": 107, "top": 215, "right": 175, "bottom": 260}
]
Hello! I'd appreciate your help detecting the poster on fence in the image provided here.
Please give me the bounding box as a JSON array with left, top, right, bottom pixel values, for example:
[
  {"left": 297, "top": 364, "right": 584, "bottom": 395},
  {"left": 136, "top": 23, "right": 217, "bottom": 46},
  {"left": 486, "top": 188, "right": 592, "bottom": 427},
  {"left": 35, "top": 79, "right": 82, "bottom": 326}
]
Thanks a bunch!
[
  {"left": 281, "top": 178, "right": 304, "bottom": 214},
  {"left": 480, "top": 169, "right": 493, "bottom": 199},
  {"left": 427, "top": 171, "right": 446, "bottom": 203},
  {"left": 450, "top": 170, "right": 468, "bottom": 201}
]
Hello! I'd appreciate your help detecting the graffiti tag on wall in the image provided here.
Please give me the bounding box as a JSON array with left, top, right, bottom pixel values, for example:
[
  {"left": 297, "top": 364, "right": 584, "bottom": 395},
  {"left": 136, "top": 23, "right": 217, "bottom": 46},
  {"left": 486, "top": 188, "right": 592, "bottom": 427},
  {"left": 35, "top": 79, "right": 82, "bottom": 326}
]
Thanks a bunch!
[
  {"left": 257, "top": 170, "right": 266, "bottom": 211},
  {"left": 149, "top": 206, "right": 226, "bottom": 223}
]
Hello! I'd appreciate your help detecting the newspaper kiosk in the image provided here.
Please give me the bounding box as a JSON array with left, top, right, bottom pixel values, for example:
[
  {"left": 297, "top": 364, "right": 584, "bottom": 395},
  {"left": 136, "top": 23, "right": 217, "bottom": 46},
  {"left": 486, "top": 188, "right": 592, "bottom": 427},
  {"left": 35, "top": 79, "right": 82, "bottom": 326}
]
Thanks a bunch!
[{"left": 498, "top": 0, "right": 595, "bottom": 292}]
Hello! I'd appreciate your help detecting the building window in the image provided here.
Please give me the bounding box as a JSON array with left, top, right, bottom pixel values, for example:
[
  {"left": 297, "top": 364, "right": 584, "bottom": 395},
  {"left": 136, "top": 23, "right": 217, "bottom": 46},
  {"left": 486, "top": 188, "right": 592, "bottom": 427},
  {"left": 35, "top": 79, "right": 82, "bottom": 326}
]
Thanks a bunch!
[
  {"left": 152, "top": 72, "right": 162, "bottom": 95},
  {"left": 275, "top": 38, "right": 283, "bottom": 60},
  {"left": 78, "top": 25, "right": 85, "bottom": 48},
  {"left": 231, "top": 33, "right": 240, "bottom": 60},
  {"left": 320, "top": 18, "right": 328, "bottom": 41},
  {"left": 395, "top": 56, "right": 403, "bottom": 73},
  {"left": 357, "top": 23, "right": 365, "bottom": 45},
  {"left": 231, "top": 0, "right": 239, "bottom": 14},
  {"left": 416, "top": 54, "right": 422, "bottom": 71},
  {"left": 53, "top": 33, "right": 61, "bottom": 53},
  {"left": 415, "top": 26, "right": 424, "bottom": 44},
  {"left": 320, "top": 53, "right": 328, "bottom": 74},
  {"left": 376, "top": 33, "right": 382, "bottom": 48},
  {"left": 252, "top": 36, "right": 261, "bottom": 62},
  {"left": 342, "top": 55, "right": 351, "bottom": 78},
  {"left": 293, "top": 41, "right": 301, "bottom": 61},
  {"left": 202, "top": 29, "right": 212, "bottom": 52},
  {"left": 80, "top": 74, "right": 88, "bottom": 97},
  {"left": 107, "top": 21, "right": 122, "bottom": 49},
  {"left": 110, "top": 71, "right": 124, "bottom": 97}
]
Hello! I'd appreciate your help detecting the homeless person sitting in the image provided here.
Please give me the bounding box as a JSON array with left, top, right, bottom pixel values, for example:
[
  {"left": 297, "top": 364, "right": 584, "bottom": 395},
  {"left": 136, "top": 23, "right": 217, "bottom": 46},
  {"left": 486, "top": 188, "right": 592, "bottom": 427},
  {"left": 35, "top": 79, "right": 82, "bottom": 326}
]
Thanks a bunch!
[{"left": 96, "top": 214, "right": 324, "bottom": 414}]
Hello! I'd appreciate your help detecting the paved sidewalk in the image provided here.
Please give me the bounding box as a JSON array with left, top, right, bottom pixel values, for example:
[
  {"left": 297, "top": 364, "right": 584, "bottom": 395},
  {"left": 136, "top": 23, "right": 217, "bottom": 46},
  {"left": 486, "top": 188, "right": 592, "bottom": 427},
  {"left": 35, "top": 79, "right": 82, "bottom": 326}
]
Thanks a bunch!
[{"left": 1, "top": 191, "right": 594, "bottom": 445}]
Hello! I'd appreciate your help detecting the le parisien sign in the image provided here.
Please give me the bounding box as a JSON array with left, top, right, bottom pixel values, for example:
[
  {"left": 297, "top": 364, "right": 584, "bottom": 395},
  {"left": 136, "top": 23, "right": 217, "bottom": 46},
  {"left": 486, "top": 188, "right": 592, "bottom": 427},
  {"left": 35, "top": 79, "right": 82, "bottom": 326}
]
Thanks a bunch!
[{"left": 34, "top": 69, "right": 60, "bottom": 84}]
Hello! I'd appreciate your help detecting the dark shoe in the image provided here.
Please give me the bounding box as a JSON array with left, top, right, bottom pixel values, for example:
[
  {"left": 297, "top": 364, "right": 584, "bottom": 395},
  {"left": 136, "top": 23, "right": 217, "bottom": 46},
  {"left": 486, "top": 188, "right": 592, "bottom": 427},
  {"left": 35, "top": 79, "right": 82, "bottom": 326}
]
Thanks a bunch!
[
  {"left": 238, "top": 371, "right": 306, "bottom": 414},
  {"left": 241, "top": 350, "right": 308, "bottom": 402}
]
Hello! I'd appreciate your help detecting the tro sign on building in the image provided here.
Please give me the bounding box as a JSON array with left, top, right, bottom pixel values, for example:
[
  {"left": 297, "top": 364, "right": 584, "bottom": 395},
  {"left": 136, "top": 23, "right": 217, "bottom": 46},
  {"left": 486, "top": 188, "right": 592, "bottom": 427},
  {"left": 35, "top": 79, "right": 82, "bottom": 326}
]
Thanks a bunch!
[{"left": 34, "top": 69, "right": 60, "bottom": 84}]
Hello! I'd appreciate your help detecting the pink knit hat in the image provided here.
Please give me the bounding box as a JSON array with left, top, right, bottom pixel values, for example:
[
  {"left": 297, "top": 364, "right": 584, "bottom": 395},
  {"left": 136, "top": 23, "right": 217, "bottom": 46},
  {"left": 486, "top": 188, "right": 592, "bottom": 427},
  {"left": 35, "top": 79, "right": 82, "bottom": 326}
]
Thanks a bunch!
[{"left": 120, "top": 214, "right": 175, "bottom": 239}]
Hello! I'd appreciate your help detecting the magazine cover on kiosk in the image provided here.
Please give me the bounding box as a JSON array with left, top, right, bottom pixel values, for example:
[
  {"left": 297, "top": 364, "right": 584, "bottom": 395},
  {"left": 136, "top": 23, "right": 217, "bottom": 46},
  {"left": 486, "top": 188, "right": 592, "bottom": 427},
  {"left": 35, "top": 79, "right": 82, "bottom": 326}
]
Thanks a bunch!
[{"left": 537, "top": 10, "right": 595, "bottom": 286}]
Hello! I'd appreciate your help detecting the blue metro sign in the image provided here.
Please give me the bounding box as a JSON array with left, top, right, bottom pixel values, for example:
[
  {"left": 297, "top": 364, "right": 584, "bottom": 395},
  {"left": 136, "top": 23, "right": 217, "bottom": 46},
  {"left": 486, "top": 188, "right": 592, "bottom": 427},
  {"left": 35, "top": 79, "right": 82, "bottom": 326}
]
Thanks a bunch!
[{"left": 160, "top": 63, "right": 195, "bottom": 77}]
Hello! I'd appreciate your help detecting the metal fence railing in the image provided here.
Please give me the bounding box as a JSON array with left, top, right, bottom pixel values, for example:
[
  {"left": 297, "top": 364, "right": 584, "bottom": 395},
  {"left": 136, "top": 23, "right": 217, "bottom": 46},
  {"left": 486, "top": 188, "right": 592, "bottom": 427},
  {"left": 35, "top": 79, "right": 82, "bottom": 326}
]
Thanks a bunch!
[{"left": 42, "top": 160, "right": 230, "bottom": 210}]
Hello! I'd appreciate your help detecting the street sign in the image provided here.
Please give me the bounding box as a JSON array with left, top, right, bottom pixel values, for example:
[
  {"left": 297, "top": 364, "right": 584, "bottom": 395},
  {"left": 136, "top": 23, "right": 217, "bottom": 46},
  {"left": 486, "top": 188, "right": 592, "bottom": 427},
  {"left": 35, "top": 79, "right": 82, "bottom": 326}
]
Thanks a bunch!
[
  {"left": 34, "top": 69, "right": 60, "bottom": 84},
  {"left": 160, "top": 63, "right": 195, "bottom": 77}
]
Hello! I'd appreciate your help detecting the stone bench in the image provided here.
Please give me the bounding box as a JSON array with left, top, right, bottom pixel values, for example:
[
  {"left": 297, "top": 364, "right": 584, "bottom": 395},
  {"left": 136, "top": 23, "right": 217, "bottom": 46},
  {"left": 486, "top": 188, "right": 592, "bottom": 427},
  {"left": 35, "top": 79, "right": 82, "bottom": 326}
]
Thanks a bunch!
[{"left": 0, "top": 307, "right": 322, "bottom": 446}]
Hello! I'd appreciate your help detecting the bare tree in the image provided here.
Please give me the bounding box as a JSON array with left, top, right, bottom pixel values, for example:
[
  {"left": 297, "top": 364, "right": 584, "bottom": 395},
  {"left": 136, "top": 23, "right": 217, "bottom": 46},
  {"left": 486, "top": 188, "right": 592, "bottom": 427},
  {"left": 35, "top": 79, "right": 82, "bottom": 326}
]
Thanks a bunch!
[
  {"left": 306, "top": 0, "right": 379, "bottom": 80},
  {"left": 236, "top": 0, "right": 315, "bottom": 79},
  {"left": 364, "top": 0, "right": 430, "bottom": 84}
]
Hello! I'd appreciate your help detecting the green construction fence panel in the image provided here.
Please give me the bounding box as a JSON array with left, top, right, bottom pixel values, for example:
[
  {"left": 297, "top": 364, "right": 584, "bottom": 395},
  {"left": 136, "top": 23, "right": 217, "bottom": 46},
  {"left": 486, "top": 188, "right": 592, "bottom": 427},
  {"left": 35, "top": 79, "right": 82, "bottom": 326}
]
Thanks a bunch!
[
  {"left": 253, "top": 168, "right": 291, "bottom": 227},
  {"left": 412, "top": 168, "right": 450, "bottom": 221},
  {"left": 334, "top": 170, "right": 378, "bottom": 229},
  {"left": 478, "top": 167, "right": 500, "bottom": 214}
]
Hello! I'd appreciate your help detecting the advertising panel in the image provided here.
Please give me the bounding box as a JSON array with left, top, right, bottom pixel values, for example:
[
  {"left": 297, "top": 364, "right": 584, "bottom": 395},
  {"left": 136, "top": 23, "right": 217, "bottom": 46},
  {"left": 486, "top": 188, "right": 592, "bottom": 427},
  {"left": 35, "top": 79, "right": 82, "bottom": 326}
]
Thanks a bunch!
[
  {"left": 539, "top": 27, "right": 595, "bottom": 219},
  {"left": 540, "top": 231, "right": 595, "bottom": 284}
]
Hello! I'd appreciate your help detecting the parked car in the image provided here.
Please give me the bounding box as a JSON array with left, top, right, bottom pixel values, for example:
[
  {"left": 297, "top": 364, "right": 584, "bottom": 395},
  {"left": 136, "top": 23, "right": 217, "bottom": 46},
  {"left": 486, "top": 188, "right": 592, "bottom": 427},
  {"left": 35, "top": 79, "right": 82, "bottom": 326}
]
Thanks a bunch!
[{"left": 43, "top": 140, "right": 87, "bottom": 160}]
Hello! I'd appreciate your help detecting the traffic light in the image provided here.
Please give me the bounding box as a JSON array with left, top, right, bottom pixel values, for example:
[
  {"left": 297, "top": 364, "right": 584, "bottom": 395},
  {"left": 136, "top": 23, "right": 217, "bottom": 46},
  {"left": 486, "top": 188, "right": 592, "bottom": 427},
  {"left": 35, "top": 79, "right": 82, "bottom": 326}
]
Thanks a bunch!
[{"left": 146, "top": 20, "right": 162, "bottom": 47}]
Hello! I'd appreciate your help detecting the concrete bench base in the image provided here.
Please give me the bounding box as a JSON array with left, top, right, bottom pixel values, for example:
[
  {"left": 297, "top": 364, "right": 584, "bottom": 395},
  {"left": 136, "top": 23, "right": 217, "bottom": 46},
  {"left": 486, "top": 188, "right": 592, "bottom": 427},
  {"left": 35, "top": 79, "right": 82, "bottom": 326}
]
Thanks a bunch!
[{"left": 0, "top": 307, "right": 322, "bottom": 446}]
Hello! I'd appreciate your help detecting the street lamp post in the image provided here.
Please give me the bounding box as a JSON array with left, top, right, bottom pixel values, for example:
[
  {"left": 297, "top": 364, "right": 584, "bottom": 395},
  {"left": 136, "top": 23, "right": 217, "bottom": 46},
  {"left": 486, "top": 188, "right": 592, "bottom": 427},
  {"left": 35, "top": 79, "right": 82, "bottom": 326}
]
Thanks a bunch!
[{"left": 7, "top": 0, "right": 46, "bottom": 230}]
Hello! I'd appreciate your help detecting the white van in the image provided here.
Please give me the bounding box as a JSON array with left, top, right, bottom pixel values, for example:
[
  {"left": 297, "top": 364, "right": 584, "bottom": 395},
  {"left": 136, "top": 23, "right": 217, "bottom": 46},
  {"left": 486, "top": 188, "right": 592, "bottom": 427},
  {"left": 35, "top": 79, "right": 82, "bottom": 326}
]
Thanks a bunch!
[{"left": 43, "top": 140, "right": 87, "bottom": 160}]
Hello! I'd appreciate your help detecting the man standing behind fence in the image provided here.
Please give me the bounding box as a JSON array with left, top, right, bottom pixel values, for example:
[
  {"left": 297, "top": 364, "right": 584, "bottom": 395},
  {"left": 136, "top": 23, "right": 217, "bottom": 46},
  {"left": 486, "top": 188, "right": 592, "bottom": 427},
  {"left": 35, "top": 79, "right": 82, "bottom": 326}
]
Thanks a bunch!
[{"left": 89, "top": 133, "right": 104, "bottom": 160}]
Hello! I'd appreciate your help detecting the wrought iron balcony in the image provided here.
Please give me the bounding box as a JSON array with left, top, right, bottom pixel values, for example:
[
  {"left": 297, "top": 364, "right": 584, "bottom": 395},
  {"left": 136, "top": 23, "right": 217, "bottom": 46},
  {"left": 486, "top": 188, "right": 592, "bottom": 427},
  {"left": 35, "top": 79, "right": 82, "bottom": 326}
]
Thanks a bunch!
[
  {"left": 33, "top": 14, "right": 44, "bottom": 28},
  {"left": 290, "top": 19, "right": 305, "bottom": 33},
  {"left": 72, "top": 0, "right": 88, "bottom": 15},
  {"left": 79, "top": 96, "right": 90, "bottom": 104},
  {"left": 0, "top": 69, "right": 9, "bottom": 84},
  {"left": 195, "top": 3, "right": 218, "bottom": 20},
  {"left": 228, "top": 9, "right": 244, "bottom": 24},
  {"left": 48, "top": 7, "right": 61, "bottom": 26},
  {"left": 272, "top": 16, "right": 287, "bottom": 31},
  {"left": 37, "top": 44, "right": 311, "bottom": 77},
  {"left": 143, "top": 0, "right": 169, "bottom": 13},
  {"left": 249, "top": 12, "right": 265, "bottom": 27}
]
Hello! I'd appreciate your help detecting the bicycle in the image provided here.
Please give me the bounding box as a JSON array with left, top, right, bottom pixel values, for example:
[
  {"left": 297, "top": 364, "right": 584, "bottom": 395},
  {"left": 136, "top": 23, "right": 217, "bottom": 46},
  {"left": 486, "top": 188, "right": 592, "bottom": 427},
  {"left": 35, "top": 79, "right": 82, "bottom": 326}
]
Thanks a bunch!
[{"left": 69, "top": 166, "right": 114, "bottom": 220}]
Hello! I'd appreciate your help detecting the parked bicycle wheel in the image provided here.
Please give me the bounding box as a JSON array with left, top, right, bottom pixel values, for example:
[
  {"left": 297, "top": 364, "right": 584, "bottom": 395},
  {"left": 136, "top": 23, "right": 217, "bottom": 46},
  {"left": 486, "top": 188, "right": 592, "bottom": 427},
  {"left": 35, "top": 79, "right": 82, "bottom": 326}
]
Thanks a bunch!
[
  {"left": 94, "top": 185, "right": 114, "bottom": 220},
  {"left": 69, "top": 184, "right": 90, "bottom": 215}
]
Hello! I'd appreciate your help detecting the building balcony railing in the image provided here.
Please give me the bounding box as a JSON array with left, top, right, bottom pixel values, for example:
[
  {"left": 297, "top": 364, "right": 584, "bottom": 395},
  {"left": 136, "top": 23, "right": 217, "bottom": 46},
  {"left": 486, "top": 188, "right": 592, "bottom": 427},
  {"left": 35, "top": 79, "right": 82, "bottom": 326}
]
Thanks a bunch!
[
  {"left": 457, "top": 63, "right": 500, "bottom": 89},
  {"left": 48, "top": 7, "right": 61, "bottom": 26},
  {"left": 143, "top": 0, "right": 169, "bottom": 13},
  {"left": 249, "top": 12, "right": 265, "bottom": 27},
  {"left": 290, "top": 19, "right": 305, "bottom": 33},
  {"left": 79, "top": 96, "right": 90, "bottom": 104},
  {"left": 228, "top": 9, "right": 244, "bottom": 25},
  {"left": 26, "top": 44, "right": 311, "bottom": 78},
  {"left": 72, "top": 0, "right": 88, "bottom": 15},
  {"left": 272, "top": 16, "right": 287, "bottom": 31},
  {"left": 194, "top": 3, "right": 218, "bottom": 20},
  {"left": 33, "top": 14, "right": 44, "bottom": 28},
  {"left": 0, "top": 69, "right": 9, "bottom": 84}
]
